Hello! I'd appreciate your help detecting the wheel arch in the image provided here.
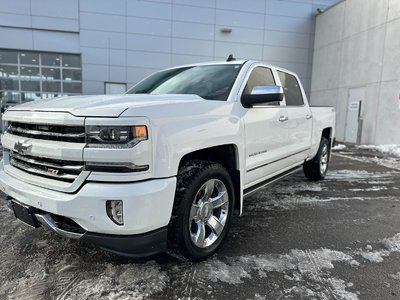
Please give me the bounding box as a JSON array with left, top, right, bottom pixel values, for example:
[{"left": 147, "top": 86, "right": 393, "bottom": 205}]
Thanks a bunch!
[{"left": 177, "top": 144, "right": 242, "bottom": 215}]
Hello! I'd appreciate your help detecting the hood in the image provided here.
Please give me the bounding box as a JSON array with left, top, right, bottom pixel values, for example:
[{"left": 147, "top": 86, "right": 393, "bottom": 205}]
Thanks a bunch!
[{"left": 8, "top": 94, "right": 204, "bottom": 117}]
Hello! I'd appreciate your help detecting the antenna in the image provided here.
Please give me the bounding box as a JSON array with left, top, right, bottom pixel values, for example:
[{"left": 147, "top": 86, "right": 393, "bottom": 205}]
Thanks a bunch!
[{"left": 226, "top": 54, "right": 236, "bottom": 62}]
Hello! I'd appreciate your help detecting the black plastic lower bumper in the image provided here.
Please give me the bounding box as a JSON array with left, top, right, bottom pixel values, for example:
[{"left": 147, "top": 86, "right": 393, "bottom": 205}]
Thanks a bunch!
[{"left": 81, "top": 227, "right": 168, "bottom": 257}]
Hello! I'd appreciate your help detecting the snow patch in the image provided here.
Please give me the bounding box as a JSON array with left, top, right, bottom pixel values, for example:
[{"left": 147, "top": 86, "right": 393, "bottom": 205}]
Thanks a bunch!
[
  {"left": 355, "top": 250, "right": 390, "bottom": 263},
  {"left": 382, "top": 233, "right": 400, "bottom": 252},
  {"left": 357, "top": 144, "right": 400, "bottom": 157},
  {"left": 333, "top": 144, "right": 347, "bottom": 151},
  {"left": 389, "top": 272, "right": 400, "bottom": 281},
  {"left": 349, "top": 186, "right": 388, "bottom": 192}
]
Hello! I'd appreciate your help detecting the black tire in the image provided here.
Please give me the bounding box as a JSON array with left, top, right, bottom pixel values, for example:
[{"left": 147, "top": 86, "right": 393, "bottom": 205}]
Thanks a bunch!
[
  {"left": 168, "top": 160, "right": 235, "bottom": 261},
  {"left": 303, "top": 137, "right": 330, "bottom": 181}
]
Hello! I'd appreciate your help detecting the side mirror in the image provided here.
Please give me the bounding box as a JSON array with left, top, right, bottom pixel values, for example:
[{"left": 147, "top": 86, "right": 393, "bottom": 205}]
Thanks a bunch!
[{"left": 241, "top": 85, "right": 284, "bottom": 108}]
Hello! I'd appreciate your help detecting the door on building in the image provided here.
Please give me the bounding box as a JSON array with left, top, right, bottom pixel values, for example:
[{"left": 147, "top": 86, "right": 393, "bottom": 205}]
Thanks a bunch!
[
  {"left": 105, "top": 82, "right": 126, "bottom": 94},
  {"left": 344, "top": 87, "right": 365, "bottom": 144}
]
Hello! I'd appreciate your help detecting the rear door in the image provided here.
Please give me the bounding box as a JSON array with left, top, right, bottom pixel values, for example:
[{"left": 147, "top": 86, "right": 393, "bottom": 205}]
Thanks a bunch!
[
  {"left": 276, "top": 70, "right": 312, "bottom": 165},
  {"left": 242, "top": 65, "right": 290, "bottom": 187}
]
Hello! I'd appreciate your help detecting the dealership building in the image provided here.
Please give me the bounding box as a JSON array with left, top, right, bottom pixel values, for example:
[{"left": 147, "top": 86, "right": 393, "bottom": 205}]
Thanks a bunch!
[{"left": 0, "top": 0, "right": 399, "bottom": 144}]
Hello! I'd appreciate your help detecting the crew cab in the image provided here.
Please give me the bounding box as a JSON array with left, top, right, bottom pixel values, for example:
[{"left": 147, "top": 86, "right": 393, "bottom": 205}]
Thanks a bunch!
[{"left": 0, "top": 60, "right": 335, "bottom": 260}]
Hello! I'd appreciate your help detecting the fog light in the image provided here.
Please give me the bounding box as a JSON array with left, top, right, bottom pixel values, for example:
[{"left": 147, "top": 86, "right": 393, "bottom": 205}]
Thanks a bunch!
[{"left": 106, "top": 200, "right": 124, "bottom": 225}]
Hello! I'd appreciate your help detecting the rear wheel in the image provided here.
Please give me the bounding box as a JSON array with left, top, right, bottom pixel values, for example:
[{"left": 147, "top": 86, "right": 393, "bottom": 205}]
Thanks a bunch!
[
  {"left": 168, "top": 160, "right": 234, "bottom": 261},
  {"left": 303, "top": 137, "right": 330, "bottom": 180}
]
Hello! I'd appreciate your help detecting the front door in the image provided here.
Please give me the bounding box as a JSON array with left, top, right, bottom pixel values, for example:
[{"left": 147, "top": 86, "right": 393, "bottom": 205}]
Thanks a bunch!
[{"left": 242, "top": 66, "right": 289, "bottom": 187}]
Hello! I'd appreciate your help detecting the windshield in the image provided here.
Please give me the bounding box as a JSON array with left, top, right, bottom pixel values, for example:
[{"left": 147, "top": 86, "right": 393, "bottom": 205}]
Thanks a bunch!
[{"left": 126, "top": 64, "right": 243, "bottom": 101}]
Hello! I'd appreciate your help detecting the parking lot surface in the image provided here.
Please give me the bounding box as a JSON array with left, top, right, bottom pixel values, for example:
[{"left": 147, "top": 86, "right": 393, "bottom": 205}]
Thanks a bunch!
[{"left": 1, "top": 146, "right": 400, "bottom": 300}]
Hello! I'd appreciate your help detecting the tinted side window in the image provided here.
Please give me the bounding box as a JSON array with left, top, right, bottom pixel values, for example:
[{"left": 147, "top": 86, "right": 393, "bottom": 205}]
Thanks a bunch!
[
  {"left": 277, "top": 71, "right": 304, "bottom": 106},
  {"left": 243, "top": 67, "right": 275, "bottom": 95}
]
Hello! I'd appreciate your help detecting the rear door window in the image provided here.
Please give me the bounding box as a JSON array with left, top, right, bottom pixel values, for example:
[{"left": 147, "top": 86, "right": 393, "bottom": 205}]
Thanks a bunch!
[{"left": 277, "top": 71, "right": 304, "bottom": 106}]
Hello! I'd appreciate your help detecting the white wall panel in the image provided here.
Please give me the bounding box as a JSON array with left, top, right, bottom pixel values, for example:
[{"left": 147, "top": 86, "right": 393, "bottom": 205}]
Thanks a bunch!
[
  {"left": 265, "top": 30, "right": 310, "bottom": 49},
  {"left": 215, "top": 42, "right": 263, "bottom": 60},
  {"left": 0, "top": 13, "right": 31, "bottom": 28},
  {"left": 82, "top": 64, "right": 109, "bottom": 81},
  {"left": 216, "top": 0, "right": 266, "bottom": 14},
  {"left": 173, "top": 5, "right": 215, "bottom": 24},
  {"left": 263, "top": 46, "right": 309, "bottom": 63},
  {"left": 80, "top": 0, "right": 126, "bottom": 15},
  {"left": 127, "top": 34, "right": 171, "bottom": 53},
  {"left": 381, "top": 18, "right": 400, "bottom": 82},
  {"left": 127, "top": 51, "right": 171, "bottom": 68},
  {"left": 80, "top": 30, "right": 126, "bottom": 49},
  {"left": 216, "top": 10, "right": 265, "bottom": 29},
  {"left": 109, "top": 66, "right": 127, "bottom": 83},
  {"left": 267, "top": 0, "right": 313, "bottom": 18},
  {"left": 0, "top": 0, "right": 30, "bottom": 15},
  {"left": 265, "top": 15, "right": 313, "bottom": 34},
  {"left": 0, "top": 27, "right": 33, "bottom": 49},
  {"left": 216, "top": 27, "right": 264, "bottom": 45},
  {"left": 127, "top": 17, "right": 171, "bottom": 36},
  {"left": 32, "top": 16, "right": 79, "bottom": 32},
  {"left": 171, "top": 54, "right": 214, "bottom": 66},
  {"left": 172, "top": 38, "right": 214, "bottom": 57},
  {"left": 127, "top": 1, "right": 172, "bottom": 20},
  {"left": 173, "top": 22, "right": 214, "bottom": 40},
  {"left": 343, "top": 0, "right": 389, "bottom": 38},
  {"left": 80, "top": 12, "right": 126, "bottom": 32},
  {"left": 173, "top": 0, "right": 215, "bottom": 8},
  {"left": 31, "top": 0, "right": 79, "bottom": 19}
]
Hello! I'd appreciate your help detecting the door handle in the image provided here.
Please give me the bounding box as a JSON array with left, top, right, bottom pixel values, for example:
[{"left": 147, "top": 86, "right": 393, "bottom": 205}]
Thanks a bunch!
[
  {"left": 279, "top": 116, "right": 289, "bottom": 122},
  {"left": 306, "top": 114, "right": 312, "bottom": 120}
]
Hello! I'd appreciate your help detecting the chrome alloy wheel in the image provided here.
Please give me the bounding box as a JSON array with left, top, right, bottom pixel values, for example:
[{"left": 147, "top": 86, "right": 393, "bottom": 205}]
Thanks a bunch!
[
  {"left": 320, "top": 144, "right": 329, "bottom": 174},
  {"left": 189, "top": 179, "right": 229, "bottom": 248}
]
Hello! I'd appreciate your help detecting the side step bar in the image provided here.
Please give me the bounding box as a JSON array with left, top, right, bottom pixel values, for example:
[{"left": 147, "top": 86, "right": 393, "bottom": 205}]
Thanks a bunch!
[
  {"left": 243, "top": 165, "right": 303, "bottom": 198},
  {"left": 34, "top": 214, "right": 84, "bottom": 240}
]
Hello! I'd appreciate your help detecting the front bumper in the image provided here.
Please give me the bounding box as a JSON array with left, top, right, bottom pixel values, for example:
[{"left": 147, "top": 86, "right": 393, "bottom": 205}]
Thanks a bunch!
[{"left": 0, "top": 160, "right": 177, "bottom": 255}]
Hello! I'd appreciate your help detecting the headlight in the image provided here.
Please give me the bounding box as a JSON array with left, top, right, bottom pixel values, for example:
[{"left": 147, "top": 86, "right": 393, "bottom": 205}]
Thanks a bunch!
[{"left": 86, "top": 125, "right": 148, "bottom": 148}]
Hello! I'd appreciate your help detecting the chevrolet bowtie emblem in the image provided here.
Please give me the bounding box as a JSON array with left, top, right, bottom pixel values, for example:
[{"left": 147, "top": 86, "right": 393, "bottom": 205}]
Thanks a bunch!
[{"left": 14, "top": 140, "right": 32, "bottom": 155}]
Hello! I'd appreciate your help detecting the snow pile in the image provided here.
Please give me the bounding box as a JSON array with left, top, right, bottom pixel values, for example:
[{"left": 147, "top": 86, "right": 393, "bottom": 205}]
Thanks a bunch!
[
  {"left": 332, "top": 144, "right": 347, "bottom": 151},
  {"left": 357, "top": 144, "right": 400, "bottom": 157}
]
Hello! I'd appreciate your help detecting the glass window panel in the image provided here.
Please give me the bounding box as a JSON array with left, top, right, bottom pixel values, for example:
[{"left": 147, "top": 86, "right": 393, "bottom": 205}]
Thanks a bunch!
[
  {"left": 20, "top": 52, "right": 39, "bottom": 65},
  {"left": 21, "top": 92, "right": 42, "bottom": 103},
  {"left": 0, "top": 78, "right": 19, "bottom": 90},
  {"left": 0, "top": 65, "right": 19, "bottom": 78},
  {"left": 0, "top": 50, "right": 18, "bottom": 64},
  {"left": 1, "top": 91, "right": 21, "bottom": 104},
  {"left": 20, "top": 66, "right": 41, "bottom": 80},
  {"left": 62, "top": 54, "right": 81, "bottom": 68},
  {"left": 42, "top": 67, "right": 61, "bottom": 80},
  {"left": 62, "top": 69, "right": 81, "bottom": 81},
  {"left": 43, "top": 93, "right": 61, "bottom": 99},
  {"left": 21, "top": 80, "right": 40, "bottom": 92},
  {"left": 42, "top": 81, "right": 61, "bottom": 93},
  {"left": 277, "top": 71, "right": 304, "bottom": 106},
  {"left": 41, "top": 53, "right": 61, "bottom": 67},
  {"left": 63, "top": 82, "right": 82, "bottom": 93}
]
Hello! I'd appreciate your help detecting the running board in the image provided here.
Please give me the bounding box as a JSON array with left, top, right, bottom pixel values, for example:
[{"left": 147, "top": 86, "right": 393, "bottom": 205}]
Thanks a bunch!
[{"left": 243, "top": 165, "right": 303, "bottom": 199}]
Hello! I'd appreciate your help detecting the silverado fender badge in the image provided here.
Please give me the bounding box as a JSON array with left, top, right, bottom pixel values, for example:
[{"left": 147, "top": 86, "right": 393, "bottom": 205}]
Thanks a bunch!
[{"left": 14, "top": 140, "right": 32, "bottom": 155}]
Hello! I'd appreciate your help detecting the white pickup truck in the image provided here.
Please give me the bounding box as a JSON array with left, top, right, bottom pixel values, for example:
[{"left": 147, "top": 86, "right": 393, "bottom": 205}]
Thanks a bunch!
[{"left": 0, "top": 60, "right": 335, "bottom": 260}]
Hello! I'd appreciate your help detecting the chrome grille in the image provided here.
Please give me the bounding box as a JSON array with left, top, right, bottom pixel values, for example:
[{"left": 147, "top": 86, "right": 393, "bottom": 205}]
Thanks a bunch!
[
  {"left": 9, "top": 151, "right": 84, "bottom": 182},
  {"left": 7, "top": 122, "right": 85, "bottom": 143}
]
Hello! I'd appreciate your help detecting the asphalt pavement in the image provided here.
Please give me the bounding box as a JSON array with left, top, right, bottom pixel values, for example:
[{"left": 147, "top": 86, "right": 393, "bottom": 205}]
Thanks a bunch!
[{"left": 1, "top": 146, "right": 400, "bottom": 300}]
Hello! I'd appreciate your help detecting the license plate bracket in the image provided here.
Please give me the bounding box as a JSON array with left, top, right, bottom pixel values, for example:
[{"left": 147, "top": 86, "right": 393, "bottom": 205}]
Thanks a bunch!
[{"left": 12, "top": 201, "right": 40, "bottom": 228}]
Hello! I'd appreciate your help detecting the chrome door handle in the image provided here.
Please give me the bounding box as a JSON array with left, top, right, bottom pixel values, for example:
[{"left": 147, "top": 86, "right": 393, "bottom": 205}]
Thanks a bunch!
[
  {"left": 306, "top": 114, "right": 312, "bottom": 120},
  {"left": 279, "top": 116, "right": 289, "bottom": 122}
]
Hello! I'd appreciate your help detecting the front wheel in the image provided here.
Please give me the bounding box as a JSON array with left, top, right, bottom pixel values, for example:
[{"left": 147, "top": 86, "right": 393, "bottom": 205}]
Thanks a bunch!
[
  {"left": 168, "top": 160, "right": 235, "bottom": 261},
  {"left": 303, "top": 137, "right": 330, "bottom": 180}
]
